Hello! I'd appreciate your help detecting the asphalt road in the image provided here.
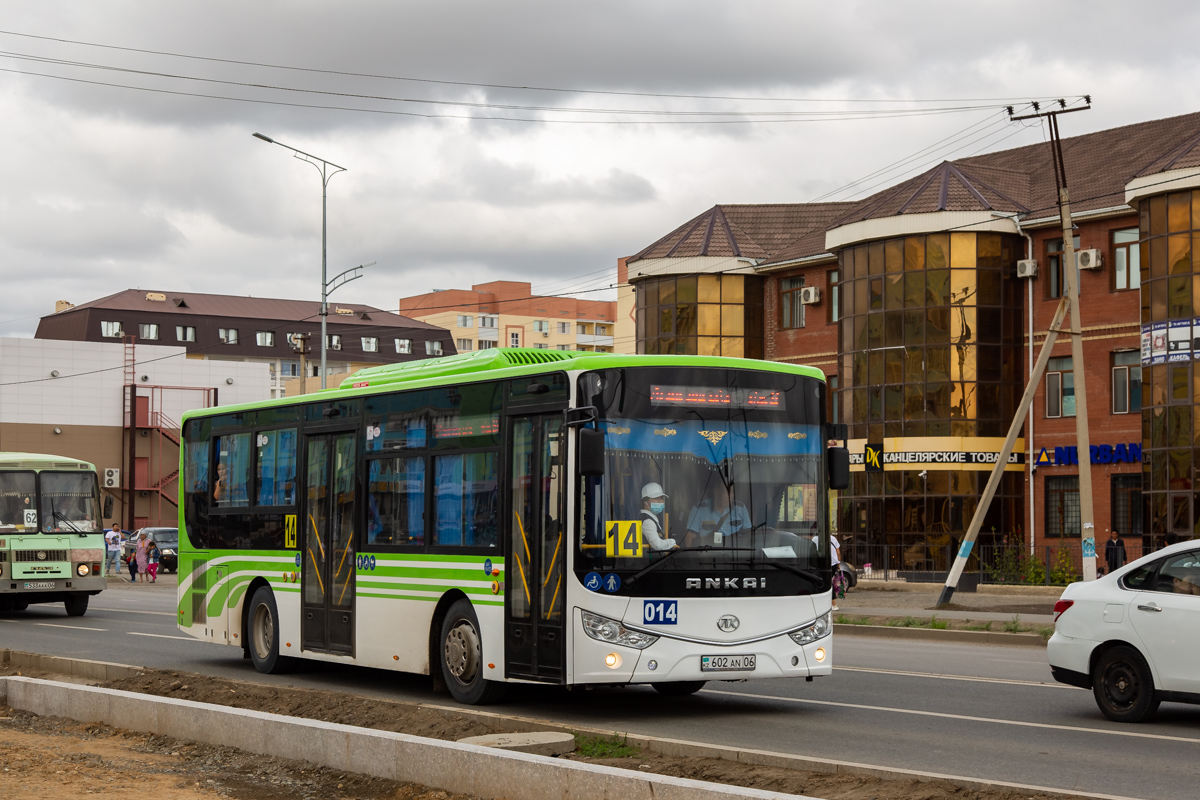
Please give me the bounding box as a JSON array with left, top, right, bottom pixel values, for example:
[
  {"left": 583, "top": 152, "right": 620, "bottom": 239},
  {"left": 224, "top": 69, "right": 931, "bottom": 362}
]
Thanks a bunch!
[{"left": 4, "top": 577, "right": 1198, "bottom": 800}]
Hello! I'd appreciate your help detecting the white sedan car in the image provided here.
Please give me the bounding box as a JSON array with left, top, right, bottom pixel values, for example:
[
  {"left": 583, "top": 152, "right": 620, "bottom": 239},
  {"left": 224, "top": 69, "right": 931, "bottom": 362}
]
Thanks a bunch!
[{"left": 1048, "top": 539, "right": 1200, "bottom": 722}]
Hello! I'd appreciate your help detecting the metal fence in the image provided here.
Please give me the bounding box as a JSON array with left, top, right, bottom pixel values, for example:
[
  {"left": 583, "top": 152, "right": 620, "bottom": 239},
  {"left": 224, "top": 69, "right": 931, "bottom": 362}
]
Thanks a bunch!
[{"left": 843, "top": 538, "right": 1162, "bottom": 587}]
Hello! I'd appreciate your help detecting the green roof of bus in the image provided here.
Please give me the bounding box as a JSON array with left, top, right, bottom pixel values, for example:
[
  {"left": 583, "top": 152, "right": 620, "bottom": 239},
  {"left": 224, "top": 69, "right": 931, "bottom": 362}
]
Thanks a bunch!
[
  {"left": 0, "top": 452, "right": 97, "bottom": 471},
  {"left": 181, "top": 349, "right": 826, "bottom": 422}
]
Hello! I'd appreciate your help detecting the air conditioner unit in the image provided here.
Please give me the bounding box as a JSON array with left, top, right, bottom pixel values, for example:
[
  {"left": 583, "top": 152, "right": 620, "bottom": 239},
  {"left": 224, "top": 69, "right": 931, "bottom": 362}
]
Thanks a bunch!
[
  {"left": 1076, "top": 249, "right": 1102, "bottom": 270},
  {"left": 103, "top": 468, "right": 120, "bottom": 489},
  {"left": 799, "top": 286, "right": 821, "bottom": 305},
  {"left": 542, "top": 331, "right": 549, "bottom": 337},
  {"left": 1016, "top": 259, "right": 1038, "bottom": 278}
]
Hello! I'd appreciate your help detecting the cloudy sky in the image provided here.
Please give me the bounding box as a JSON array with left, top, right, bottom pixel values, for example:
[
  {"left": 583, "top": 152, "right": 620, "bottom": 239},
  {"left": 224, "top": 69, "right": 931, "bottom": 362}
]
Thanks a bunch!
[{"left": 0, "top": 1, "right": 1195, "bottom": 338}]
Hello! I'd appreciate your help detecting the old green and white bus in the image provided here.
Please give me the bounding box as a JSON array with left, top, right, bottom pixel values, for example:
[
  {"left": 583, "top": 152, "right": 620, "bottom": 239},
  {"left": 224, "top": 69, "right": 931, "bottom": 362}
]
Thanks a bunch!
[
  {"left": 0, "top": 452, "right": 107, "bottom": 616},
  {"left": 177, "top": 349, "right": 848, "bottom": 703}
]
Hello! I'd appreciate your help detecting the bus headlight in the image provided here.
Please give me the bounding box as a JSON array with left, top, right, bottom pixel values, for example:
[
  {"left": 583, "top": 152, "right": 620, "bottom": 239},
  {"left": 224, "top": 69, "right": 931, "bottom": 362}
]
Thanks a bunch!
[
  {"left": 76, "top": 563, "right": 90, "bottom": 577},
  {"left": 581, "top": 610, "right": 658, "bottom": 650},
  {"left": 788, "top": 611, "right": 832, "bottom": 645}
]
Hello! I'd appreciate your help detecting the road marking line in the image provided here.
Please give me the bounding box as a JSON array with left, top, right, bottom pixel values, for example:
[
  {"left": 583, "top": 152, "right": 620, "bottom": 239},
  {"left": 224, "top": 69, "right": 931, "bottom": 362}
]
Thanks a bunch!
[
  {"left": 127, "top": 632, "right": 195, "bottom": 641},
  {"left": 33, "top": 623, "right": 107, "bottom": 632},
  {"left": 703, "top": 689, "right": 1200, "bottom": 744},
  {"left": 835, "top": 664, "right": 1077, "bottom": 689},
  {"left": 91, "top": 608, "right": 177, "bottom": 617}
]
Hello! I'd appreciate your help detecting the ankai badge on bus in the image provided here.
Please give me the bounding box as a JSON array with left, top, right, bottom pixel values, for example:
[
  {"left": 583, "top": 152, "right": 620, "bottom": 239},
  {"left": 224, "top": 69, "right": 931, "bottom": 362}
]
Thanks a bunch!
[{"left": 605, "top": 520, "right": 643, "bottom": 558}]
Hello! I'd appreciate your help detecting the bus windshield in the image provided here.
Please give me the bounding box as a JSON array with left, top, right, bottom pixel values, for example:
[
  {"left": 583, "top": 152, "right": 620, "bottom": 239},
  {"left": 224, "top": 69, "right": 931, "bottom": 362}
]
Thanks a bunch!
[
  {"left": 39, "top": 472, "right": 101, "bottom": 533},
  {"left": 577, "top": 367, "right": 831, "bottom": 597},
  {"left": 0, "top": 472, "right": 36, "bottom": 532}
]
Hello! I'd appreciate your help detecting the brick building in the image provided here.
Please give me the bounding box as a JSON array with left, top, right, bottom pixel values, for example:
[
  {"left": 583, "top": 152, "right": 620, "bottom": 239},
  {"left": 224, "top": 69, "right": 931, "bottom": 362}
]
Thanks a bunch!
[{"left": 617, "top": 110, "right": 1200, "bottom": 566}]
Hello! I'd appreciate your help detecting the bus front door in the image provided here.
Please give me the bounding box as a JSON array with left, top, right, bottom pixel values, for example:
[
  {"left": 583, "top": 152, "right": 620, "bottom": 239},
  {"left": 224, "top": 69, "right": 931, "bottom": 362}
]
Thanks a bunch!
[
  {"left": 301, "top": 431, "right": 356, "bottom": 655},
  {"left": 505, "top": 414, "right": 566, "bottom": 682}
]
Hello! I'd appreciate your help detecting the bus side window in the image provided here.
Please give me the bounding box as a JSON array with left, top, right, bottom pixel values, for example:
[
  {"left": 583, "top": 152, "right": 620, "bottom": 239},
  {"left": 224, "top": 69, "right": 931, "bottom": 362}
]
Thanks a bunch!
[{"left": 367, "top": 457, "right": 426, "bottom": 546}]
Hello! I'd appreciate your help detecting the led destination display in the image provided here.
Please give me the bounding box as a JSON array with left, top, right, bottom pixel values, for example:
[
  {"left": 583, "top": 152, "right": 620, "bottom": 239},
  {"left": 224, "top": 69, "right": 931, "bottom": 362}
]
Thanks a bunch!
[{"left": 650, "top": 384, "right": 784, "bottom": 409}]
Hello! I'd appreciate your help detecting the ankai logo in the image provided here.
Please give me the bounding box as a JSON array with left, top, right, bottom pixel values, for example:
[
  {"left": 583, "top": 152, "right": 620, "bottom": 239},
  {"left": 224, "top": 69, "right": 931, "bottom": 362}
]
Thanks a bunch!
[
  {"left": 864, "top": 443, "right": 883, "bottom": 472},
  {"left": 685, "top": 577, "right": 767, "bottom": 590},
  {"left": 716, "top": 615, "right": 740, "bottom": 632}
]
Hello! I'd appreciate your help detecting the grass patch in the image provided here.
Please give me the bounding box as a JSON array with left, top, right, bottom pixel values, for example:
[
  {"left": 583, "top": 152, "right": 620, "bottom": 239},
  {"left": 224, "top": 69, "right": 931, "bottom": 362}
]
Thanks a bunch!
[
  {"left": 964, "top": 621, "right": 994, "bottom": 632},
  {"left": 1035, "top": 626, "right": 1055, "bottom": 641},
  {"left": 1002, "top": 615, "right": 1022, "bottom": 634},
  {"left": 928, "top": 615, "right": 949, "bottom": 630},
  {"left": 835, "top": 615, "right": 872, "bottom": 625},
  {"left": 885, "top": 616, "right": 924, "bottom": 628},
  {"left": 575, "top": 733, "right": 639, "bottom": 759}
]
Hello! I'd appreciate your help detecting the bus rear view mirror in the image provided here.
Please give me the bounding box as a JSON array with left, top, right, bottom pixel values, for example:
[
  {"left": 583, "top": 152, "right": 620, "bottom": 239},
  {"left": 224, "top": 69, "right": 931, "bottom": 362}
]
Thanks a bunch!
[
  {"left": 828, "top": 447, "right": 850, "bottom": 490},
  {"left": 103, "top": 495, "right": 114, "bottom": 519},
  {"left": 578, "top": 428, "right": 606, "bottom": 477}
]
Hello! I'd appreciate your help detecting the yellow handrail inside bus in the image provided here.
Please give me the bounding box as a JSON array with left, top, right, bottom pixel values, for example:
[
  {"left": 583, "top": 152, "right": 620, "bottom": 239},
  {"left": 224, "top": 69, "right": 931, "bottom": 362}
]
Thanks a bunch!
[
  {"left": 309, "top": 515, "right": 326, "bottom": 558},
  {"left": 513, "top": 511, "right": 532, "bottom": 607},
  {"left": 546, "top": 573, "right": 562, "bottom": 621},
  {"left": 543, "top": 533, "right": 562, "bottom": 588},
  {"left": 308, "top": 546, "right": 325, "bottom": 596}
]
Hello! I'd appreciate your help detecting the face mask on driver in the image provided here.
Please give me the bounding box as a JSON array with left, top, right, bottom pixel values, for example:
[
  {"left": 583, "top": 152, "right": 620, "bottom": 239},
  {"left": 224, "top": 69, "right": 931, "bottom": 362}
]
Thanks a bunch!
[{"left": 649, "top": 501, "right": 666, "bottom": 514}]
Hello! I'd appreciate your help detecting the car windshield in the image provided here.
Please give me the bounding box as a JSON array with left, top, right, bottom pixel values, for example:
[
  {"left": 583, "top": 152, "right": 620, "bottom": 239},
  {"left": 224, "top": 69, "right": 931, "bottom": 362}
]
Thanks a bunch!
[
  {"left": 0, "top": 472, "right": 37, "bottom": 532},
  {"left": 40, "top": 472, "right": 102, "bottom": 532},
  {"left": 576, "top": 366, "right": 831, "bottom": 597},
  {"left": 150, "top": 530, "right": 179, "bottom": 547}
]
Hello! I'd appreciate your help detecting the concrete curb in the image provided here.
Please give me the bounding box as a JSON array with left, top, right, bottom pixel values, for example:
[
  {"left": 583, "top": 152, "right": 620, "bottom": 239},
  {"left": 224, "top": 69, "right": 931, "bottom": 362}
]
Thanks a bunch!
[
  {"left": 833, "top": 624, "right": 1047, "bottom": 647},
  {"left": 0, "top": 649, "right": 143, "bottom": 681},
  {"left": 0, "top": 676, "right": 814, "bottom": 800}
]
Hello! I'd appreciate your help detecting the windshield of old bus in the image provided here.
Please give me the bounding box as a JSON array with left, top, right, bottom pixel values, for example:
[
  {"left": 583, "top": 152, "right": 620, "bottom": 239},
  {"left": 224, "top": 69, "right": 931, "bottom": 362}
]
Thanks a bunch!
[
  {"left": 0, "top": 472, "right": 37, "bottom": 532},
  {"left": 576, "top": 367, "right": 831, "bottom": 597},
  {"left": 39, "top": 472, "right": 101, "bottom": 533}
]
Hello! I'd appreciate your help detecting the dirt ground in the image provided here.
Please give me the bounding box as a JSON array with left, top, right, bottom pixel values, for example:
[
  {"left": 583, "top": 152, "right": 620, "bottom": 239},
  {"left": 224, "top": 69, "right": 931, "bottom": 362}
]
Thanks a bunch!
[{"left": 1, "top": 661, "right": 1094, "bottom": 800}]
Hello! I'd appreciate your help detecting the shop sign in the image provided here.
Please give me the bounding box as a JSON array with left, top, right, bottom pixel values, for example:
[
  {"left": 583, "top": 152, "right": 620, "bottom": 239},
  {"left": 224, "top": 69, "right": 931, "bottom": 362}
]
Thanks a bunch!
[{"left": 1035, "top": 443, "right": 1142, "bottom": 466}]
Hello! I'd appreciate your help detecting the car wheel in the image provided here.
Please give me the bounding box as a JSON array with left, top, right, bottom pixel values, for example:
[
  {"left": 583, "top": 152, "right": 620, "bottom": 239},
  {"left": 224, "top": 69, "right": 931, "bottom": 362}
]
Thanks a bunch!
[
  {"left": 64, "top": 595, "right": 88, "bottom": 617},
  {"left": 652, "top": 681, "right": 706, "bottom": 696},
  {"left": 1093, "top": 646, "right": 1159, "bottom": 723},
  {"left": 439, "top": 599, "right": 506, "bottom": 705},
  {"left": 248, "top": 586, "right": 295, "bottom": 674}
]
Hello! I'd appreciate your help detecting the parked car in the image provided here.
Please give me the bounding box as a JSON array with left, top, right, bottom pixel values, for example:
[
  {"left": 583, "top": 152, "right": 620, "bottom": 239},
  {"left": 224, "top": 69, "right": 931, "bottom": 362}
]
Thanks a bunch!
[
  {"left": 1048, "top": 539, "right": 1200, "bottom": 722},
  {"left": 123, "top": 527, "right": 179, "bottom": 573}
]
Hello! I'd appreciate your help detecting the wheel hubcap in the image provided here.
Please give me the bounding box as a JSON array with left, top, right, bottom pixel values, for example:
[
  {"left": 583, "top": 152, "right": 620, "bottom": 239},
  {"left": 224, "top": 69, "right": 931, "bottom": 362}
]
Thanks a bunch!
[
  {"left": 1105, "top": 662, "right": 1139, "bottom": 709},
  {"left": 253, "top": 604, "right": 273, "bottom": 660},
  {"left": 445, "top": 621, "right": 480, "bottom": 684}
]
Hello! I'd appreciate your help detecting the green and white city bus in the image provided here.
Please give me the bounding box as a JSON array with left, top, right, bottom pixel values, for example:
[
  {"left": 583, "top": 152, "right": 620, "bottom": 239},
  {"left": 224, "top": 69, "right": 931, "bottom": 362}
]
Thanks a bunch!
[
  {"left": 177, "top": 349, "right": 848, "bottom": 703},
  {"left": 0, "top": 452, "right": 108, "bottom": 616}
]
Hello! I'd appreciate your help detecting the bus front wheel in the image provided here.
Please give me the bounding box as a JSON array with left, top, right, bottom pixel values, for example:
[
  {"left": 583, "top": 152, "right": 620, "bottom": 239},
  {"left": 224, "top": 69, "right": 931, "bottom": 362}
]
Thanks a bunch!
[
  {"left": 439, "top": 599, "right": 507, "bottom": 705},
  {"left": 64, "top": 595, "right": 88, "bottom": 617},
  {"left": 248, "top": 587, "right": 295, "bottom": 675}
]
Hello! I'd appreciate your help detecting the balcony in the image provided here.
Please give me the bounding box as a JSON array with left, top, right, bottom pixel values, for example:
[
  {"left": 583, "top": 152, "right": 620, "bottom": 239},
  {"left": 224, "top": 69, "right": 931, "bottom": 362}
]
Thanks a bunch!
[{"left": 576, "top": 333, "right": 614, "bottom": 347}]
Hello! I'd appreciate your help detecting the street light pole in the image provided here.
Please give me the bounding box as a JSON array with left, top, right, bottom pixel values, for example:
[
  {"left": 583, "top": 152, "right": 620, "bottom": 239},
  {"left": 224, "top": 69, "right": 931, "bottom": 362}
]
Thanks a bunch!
[{"left": 253, "top": 132, "right": 346, "bottom": 389}]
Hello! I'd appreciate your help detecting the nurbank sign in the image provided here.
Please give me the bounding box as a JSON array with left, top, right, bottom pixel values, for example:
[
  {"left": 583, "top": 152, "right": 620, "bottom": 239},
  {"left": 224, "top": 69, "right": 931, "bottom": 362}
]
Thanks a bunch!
[{"left": 1035, "top": 443, "right": 1142, "bottom": 466}]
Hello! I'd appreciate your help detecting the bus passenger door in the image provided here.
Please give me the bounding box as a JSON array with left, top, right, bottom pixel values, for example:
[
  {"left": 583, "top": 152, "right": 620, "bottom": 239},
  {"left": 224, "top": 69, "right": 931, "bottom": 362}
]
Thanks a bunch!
[
  {"left": 505, "top": 414, "right": 566, "bottom": 682},
  {"left": 301, "top": 431, "right": 357, "bottom": 655}
]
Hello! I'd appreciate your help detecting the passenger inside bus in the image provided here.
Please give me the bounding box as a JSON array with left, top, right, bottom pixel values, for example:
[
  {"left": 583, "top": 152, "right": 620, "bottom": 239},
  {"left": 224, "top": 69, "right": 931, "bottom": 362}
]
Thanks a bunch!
[{"left": 638, "top": 482, "right": 677, "bottom": 551}]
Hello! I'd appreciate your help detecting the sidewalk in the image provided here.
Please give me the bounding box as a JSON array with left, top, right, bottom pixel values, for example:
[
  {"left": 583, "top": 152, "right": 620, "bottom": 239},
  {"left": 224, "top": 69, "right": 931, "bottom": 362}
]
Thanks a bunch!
[{"left": 838, "top": 584, "right": 1060, "bottom": 625}]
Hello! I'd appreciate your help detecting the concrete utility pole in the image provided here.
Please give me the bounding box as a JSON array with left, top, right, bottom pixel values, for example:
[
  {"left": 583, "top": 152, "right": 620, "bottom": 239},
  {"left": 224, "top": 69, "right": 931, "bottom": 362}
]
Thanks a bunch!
[{"left": 937, "top": 99, "right": 1094, "bottom": 606}]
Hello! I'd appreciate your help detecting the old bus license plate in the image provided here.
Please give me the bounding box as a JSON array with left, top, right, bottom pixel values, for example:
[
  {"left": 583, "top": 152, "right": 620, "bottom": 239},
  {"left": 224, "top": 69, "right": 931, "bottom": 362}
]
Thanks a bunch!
[
  {"left": 23, "top": 581, "right": 55, "bottom": 590},
  {"left": 700, "top": 654, "right": 756, "bottom": 672}
]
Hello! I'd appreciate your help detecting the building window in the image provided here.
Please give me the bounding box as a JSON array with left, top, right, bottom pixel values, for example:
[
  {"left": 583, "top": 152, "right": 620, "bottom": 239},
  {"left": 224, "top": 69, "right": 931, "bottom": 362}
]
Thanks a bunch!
[
  {"left": 557, "top": 321, "right": 571, "bottom": 334},
  {"left": 176, "top": 326, "right": 195, "bottom": 343},
  {"left": 556, "top": 344, "right": 573, "bottom": 351},
  {"left": 533, "top": 343, "right": 549, "bottom": 350},
  {"left": 425, "top": 340, "right": 443, "bottom": 356},
  {"left": 139, "top": 324, "right": 159, "bottom": 340},
  {"left": 533, "top": 320, "right": 549, "bottom": 333},
  {"left": 1111, "top": 474, "right": 1143, "bottom": 537},
  {"left": 828, "top": 269, "right": 840, "bottom": 323},
  {"left": 254, "top": 331, "right": 274, "bottom": 347},
  {"left": 395, "top": 338, "right": 412, "bottom": 354},
  {"left": 478, "top": 340, "right": 496, "bottom": 350},
  {"left": 456, "top": 338, "right": 473, "bottom": 351},
  {"left": 1112, "top": 351, "right": 1142, "bottom": 414},
  {"left": 780, "top": 276, "right": 805, "bottom": 329},
  {"left": 1045, "top": 475, "right": 1080, "bottom": 537},
  {"left": 480, "top": 316, "right": 497, "bottom": 328},
  {"left": 219, "top": 328, "right": 239, "bottom": 345},
  {"left": 595, "top": 324, "right": 608, "bottom": 336},
  {"left": 326, "top": 334, "right": 342, "bottom": 351},
  {"left": 1112, "top": 228, "right": 1141, "bottom": 291},
  {"left": 456, "top": 315, "right": 474, "bottom": 328},
  {"left": 577, "top": 324, "right": 589, "bottom": 335},
  {"left": 362, "top": 336, "right": 379, "bottom": 353},
  {"left": 1046, "top": 356, "right": 1075, "bottom": 418},
  {"left": 101, "top": 321, "right": 123, "bottom": 338},
  {"left": 510, "top": 332, "right": 521, "bottom": 347},
  {"left": 1046, "top": 236, "right": 1081, "bottom": 299},
  {"left": 828, "top": 375, "right": 839, "bottom": 425}
]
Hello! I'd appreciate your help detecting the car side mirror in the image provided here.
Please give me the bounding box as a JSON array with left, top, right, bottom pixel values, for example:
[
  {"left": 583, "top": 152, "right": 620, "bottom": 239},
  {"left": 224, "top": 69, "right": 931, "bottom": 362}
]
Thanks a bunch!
[
  {"left": 103, "top": 495, "right": 114, "bottom": 518},
  {"left": 578, "top": 428, "right": 606, "bottom": 477},
  {"left": 828, "top": 447, "right": 850, "bottom": 490}
]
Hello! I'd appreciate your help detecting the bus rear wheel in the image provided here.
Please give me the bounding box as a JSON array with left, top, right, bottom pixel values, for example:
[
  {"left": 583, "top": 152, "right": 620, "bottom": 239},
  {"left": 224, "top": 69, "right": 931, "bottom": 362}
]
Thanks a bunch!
[
  {"left": 652, "top": 681, "right": 706, "bottom": 696},
  {"left": 439, "top": 599, "right": 506, "bottom": 705},
  {"left": 248, "top": 587, "right": 295, "bottom": 675},
  {"left": 64, "top": 595, "right": 88, "bottom": 617}
]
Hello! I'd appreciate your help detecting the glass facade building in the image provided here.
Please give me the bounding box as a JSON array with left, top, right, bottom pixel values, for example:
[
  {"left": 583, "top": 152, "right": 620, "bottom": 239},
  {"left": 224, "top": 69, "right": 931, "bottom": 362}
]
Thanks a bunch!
[{"left": 636, "top": 274, "right": 764, "bottom": 358}]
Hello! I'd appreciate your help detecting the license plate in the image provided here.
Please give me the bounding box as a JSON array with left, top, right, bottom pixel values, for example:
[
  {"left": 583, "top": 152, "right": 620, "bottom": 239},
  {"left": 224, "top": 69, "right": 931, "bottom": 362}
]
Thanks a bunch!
[
  {"left": 701, "top": 654, "right": 756, "bottom": 672},
  {"left": 23, "top": 581, "right": 55, "bottom": 590}
]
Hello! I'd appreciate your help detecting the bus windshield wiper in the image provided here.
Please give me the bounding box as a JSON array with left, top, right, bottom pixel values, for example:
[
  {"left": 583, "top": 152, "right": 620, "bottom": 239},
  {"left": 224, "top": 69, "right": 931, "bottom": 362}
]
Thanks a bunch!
[
  {"left": 48, "top": 498, "right": 84, "bottom": 536},
  {"left": 625, "top": 546, "right": 756, "bottom": 585},
  {"left": 766, "top": 561, "right": 824, "bottom": 587}
]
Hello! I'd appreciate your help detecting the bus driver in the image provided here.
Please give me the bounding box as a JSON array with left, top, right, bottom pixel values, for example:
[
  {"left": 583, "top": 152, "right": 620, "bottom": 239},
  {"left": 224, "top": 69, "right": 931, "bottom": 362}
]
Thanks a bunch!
[
  {"left": 684, "top": 482, "right": 751, "bottom": 547},
  {"left": 639, "top": 482, "right": 677, "bottom": 551}
]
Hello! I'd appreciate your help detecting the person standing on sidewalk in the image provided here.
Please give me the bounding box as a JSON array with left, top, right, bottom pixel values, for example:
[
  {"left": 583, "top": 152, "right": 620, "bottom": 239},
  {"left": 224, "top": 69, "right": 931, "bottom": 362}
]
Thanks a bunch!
[
  {"left": 147, "top": 538, "right": 160, "bottom": 583},
  {"left": 134, "top": 532, "right": 151, "bottom": 582},
  {"left": 1105, "top": 530, "right": 1127, "bottom": 575},
  {"left": 814, "top": 532, "right": 844, "bottom": 611},
  {"left": 104, "top": 526, "right": 122, "bottom": 576}
]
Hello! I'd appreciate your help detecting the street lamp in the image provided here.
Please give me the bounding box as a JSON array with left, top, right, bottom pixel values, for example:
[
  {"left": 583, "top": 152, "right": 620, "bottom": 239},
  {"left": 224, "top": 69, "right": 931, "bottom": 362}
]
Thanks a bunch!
[{"left": 253, "top": 132, "right": 346, "bottom": 389}]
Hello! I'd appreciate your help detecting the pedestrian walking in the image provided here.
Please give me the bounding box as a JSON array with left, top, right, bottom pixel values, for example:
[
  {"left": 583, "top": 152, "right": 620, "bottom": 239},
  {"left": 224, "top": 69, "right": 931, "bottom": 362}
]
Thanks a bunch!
[
  {"left": 147, "top": 539, "right": 160, "bottom": 583},
  {"left": 104, "top": 526, "right": 122, "bottom": 576},
  {"left": 126, "top": 548, "right": 138, "bottom": 582},
  {"left": 1105, "top": 530, "right": 1128, "bottom": 574},
  {"left": 134, "top": 532, "right": 151, "bottom": 582}
]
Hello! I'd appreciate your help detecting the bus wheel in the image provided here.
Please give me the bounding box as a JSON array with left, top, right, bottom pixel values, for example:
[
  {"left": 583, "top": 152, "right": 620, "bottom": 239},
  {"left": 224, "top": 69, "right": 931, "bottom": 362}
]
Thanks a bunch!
[
  {"left": 248, "top": 587, "right": 295, "bottom": 675},
  {"left": 652, "top": 681, "right": 706, "bottom": 696},
  {"left": 64, "top": 595, "right": 88, "bottom": 617},
  {"left": 440, "top": 599, "right": 506, "bottom": 705}
]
